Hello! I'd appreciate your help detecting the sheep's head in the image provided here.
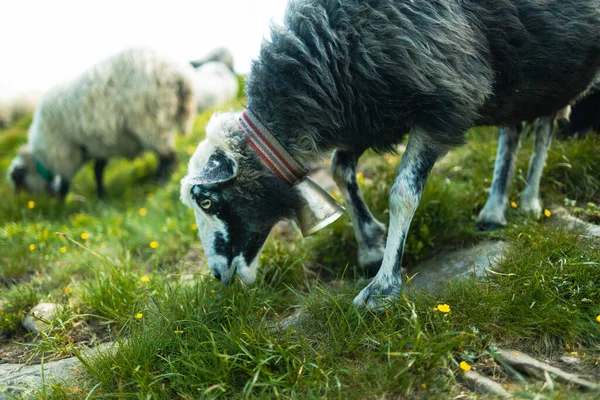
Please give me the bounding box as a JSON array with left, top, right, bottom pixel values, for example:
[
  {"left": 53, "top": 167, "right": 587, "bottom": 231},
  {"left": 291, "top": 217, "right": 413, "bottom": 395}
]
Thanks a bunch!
[
  {"left": 7, "top": 146, "right": 54, "bottom": 193},
  {"left": 181, "top": 112, "right": 303, "bottom": 285}
]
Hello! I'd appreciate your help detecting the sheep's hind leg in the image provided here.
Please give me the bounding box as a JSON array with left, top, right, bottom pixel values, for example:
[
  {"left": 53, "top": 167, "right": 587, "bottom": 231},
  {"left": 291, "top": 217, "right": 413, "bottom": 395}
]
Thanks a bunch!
[
  {"left": 94, "top": 159, "right": 107, "bottom": 198},
  {"left": 521, "top": 116, "right": 554, "bottom": 218},
  {"left": 476, "top": 125, "right": 521, "bottom": 230},
  {"left": 353, "top": 133, "right": 447, "bottom": 310},
  {"left": 156, "top": 151, "right": 176, "bottom": 182},
  {"left": 331, "top": 150, "right": 386, "bottom": 276}
]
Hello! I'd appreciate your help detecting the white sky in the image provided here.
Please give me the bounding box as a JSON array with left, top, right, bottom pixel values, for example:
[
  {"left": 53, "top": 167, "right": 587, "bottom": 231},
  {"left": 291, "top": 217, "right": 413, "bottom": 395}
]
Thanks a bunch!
[{"left": 0, "top": 0, "right": 288, "bottom": 99}]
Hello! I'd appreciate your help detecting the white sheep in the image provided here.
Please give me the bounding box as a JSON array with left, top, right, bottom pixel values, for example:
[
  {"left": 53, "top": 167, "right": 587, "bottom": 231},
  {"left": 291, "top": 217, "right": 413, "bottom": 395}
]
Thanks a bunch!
[
  {"left": 7, "top": 47, "right": 196, "bottom": 198},
  {"left": 192, "top": 61, "right": 239, "bottom": 113}
]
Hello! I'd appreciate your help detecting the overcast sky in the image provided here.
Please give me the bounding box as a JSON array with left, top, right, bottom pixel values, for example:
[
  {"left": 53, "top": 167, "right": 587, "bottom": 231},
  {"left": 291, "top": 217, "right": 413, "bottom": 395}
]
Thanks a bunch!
[{"left": 0, "top": 0, "right": 288, "bottom": 99}]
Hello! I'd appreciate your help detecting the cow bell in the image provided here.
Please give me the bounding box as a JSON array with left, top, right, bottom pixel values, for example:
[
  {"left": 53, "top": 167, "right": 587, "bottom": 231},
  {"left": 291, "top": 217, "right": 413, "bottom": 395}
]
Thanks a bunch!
[{"left": 293, "top": 176, "right": 345, "bottom": 237}]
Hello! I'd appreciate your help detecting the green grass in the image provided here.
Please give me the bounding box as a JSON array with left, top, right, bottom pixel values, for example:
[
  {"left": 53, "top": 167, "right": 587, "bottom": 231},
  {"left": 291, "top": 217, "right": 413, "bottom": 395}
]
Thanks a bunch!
[{"left": 0, "top": 98, "right": 599, "bottom": 398}]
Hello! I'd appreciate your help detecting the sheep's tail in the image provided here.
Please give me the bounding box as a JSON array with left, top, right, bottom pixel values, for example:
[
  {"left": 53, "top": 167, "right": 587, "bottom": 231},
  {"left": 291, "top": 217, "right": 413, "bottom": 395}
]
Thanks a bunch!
[{"left": 176, "top": 76, "right": 196, "bottom": 135}]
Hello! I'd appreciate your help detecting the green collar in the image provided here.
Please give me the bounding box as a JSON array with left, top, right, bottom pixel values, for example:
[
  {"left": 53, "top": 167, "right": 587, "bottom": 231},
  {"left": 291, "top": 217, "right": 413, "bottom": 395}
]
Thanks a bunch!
[{"left": 34, "top": 158, "right": 54, "bottom": 182}]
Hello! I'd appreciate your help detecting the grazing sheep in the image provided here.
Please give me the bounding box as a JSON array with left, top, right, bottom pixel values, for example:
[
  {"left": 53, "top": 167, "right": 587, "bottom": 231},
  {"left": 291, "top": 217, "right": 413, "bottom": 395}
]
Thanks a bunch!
[
  {"left": 190, "top": 47, "right": 235, "bottom": 72},
  {"left": 181, "top": 0, "right": 600, "bottom": 309},
  {"left": 192, "top": 61, "right": 239, "bottom": 113},
  {"left": 8, "top": 47, "right": 196, "bottom": 198}
]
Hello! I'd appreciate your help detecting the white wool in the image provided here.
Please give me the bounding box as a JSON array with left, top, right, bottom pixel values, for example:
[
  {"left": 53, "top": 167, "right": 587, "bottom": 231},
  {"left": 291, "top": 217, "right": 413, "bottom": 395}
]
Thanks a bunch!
[
  {"left": 192, "top": 62, "right": 239, "bottom": 112},
  {"left": 26, "top": 47, "right": 197, "bottom": 180},
  {"left": 0, "top": 91, "right": 40, "bottom": 128},
  {"left": 180, "top": 111, "right": 241, "bottom": 208}
]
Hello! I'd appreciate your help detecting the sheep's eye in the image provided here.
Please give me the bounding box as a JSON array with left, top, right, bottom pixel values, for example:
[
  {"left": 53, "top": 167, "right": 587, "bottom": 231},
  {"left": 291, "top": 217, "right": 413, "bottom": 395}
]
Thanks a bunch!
[{"left": 200, "top": 199, "right": 212, "bottom": 210}]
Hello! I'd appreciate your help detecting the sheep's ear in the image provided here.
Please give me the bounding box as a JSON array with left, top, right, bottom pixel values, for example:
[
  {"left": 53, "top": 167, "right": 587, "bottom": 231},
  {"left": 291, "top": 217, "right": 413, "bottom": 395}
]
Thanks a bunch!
[{"left": 190, "top": 148, "right": 238, "bottom": 187}]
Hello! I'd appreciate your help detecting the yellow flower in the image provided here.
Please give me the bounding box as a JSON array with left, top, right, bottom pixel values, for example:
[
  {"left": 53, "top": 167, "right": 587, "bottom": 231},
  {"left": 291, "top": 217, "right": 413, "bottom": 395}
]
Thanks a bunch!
[
  {"left": 135, "top": 313, "right": 143, "bottom": 319},
  {"left": 357, "top": 171, "right": 365, "bottom": 185},
  {"left": 149, "top": 241, "right": 159, "bottom": 249},
  {"left": 60, "top": 247, "right": 67, "bottom": 253},
  {"left": 565, "top": 343, "right": 571, "bottom": 351},
  {"left": 596, "top": 315, "right": 600, "bottom": 323},
  {"left": 459, "top": 361, "right": 472, "bottom": 371},
  {"left": 140, "top": 275, "right": 150, "bottom": 283},
  {"left": 27, "top": 201, "right": 35, "bottom": 209},
  {"left": 544, "top": 209, "right": 552, "bottom": 217},
  {"left": 187, "top": 145, "right": 196, "bottom": 155},
  {"left": 63, "top": 287, "right": 72, "bottom": 295},
  {"left": 174, "top": 330, "right": 184, "bottom": 334},
  {"left": 29, "top": 244, "right": 36, "bottom": 251},
  {"left": 571, "top": 351, "right": 578, "bottom": 356},
  {"left": 514, "top": 352, "right": 519, "bottom": 358},
  {"left": 139, "top": 207, "right": 148, "bottom": 216},
  {"left": 80, "top": 233, "right": 90, "bottom": 240},
  {"left": 510, "top": 201, "right": 518, "bottom": 209},
  {"left": 421, "top": 383, "right": 427, "bottom": 390},
  {"left": 434, "top": 303, "right": 450, "bottom": 313},
  {"left": 191, "top": 223, "right": 197, "bottom": 230}
]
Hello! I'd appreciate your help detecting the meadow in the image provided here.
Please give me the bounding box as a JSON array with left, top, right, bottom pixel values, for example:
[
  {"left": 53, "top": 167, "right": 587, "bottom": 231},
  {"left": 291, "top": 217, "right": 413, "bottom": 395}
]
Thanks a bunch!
[{"left": 0, "top": 82, "right": 599, "bottom": 398}]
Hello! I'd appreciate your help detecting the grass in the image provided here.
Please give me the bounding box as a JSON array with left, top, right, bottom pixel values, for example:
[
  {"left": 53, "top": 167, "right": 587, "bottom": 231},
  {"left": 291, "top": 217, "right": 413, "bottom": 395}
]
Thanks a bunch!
[{"left": 0, "top": 88, "right": 599, "bottom": 398}]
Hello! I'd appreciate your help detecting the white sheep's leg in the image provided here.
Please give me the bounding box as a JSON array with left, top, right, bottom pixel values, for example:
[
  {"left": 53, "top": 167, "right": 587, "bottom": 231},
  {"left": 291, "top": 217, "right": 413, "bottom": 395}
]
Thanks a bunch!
[
  {"left": 94, "top": 159, "right": 108, "bottom": 198},
  {"left": 476, "top": 125, "right": 522, "bottom": 230},
  {"left": 353, "top": 133, "right": 448, "bottom": 310},
  {"left": 156, "top": 150, "right": 176, "bottom": 182},
  {"left": 521, "top": 116, "right": 554, "bottom": 218},
  {"left": 331, "top": 150, "right": 386, "bottom": 275}
]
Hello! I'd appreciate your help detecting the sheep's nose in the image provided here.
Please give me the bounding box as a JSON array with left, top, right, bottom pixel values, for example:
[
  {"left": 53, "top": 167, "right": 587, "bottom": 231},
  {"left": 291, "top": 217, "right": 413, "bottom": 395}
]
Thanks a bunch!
[{"left": 190, "top": 184, "right": 202, "bottom": 199}]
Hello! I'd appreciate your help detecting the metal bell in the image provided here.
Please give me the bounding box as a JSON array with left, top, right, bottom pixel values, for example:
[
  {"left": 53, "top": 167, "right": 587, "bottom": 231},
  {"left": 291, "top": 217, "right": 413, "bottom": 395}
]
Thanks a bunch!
[{"left": 293, "top": 176, "right": 346, "bottom": 237}]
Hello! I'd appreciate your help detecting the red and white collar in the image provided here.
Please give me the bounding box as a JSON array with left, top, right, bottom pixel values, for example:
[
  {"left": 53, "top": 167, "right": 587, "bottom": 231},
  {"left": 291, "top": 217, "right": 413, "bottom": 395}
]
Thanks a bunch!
[{"left": 239, "top": 110, "right": 308, "bottom": 185}]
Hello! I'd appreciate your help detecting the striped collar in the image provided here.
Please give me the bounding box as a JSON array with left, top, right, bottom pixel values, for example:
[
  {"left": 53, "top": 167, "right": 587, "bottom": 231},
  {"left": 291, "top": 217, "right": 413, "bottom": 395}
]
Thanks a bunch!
[
  {"left": 239, "top": 109, "right": 307, "bottom": 185},
  {"left": 34, "top": 157, "right": 54, "bottom": 182}
]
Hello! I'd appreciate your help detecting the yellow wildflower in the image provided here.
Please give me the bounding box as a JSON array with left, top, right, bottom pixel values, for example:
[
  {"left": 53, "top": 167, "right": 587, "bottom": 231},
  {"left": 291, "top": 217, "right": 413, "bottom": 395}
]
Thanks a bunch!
[
  {"left": 63, "top": 287, "right": 72, "bottom": 295},
  {"left": 357, "top": 171, "right": 365, "bottom": 185},
  {"left": 150, "top": 241, "right": 159, "bottom": 249},
  {"left": 60, "top": 247, "right": 67, "bottom": 253},
  {"left": 565, "top": 343, "right": 571, "bottom": 351},
  {"left": 421, "top": 383, "right": 427, "bottom": 390},
  {"left": 459, "top": 361, "right": 472, "bottom": 371},
  {"left": 29, "top": 244, "right": 36, "bottom": 251},
  {"left": 80, "top": 233, "right": 90, "bottom": 240},
  {"left": 139, "top": 207, "right": 148, "bottom": 216},
  {"left": 514, "top": 352, "right": 519, "bottom": 358},
  {"left": 544, "top": 209, "right": 552, "bottom": 218},
  {"left": 140, "top": 275, "right": 150, "bottom": 283},
  {"left": 187, "top": 145, "right": 196, "bottom": 155},
  {"left": 135, "top": 313, "right": 143, "bottom": 319},
  {"left": 27, "top": 201, "right": 35, "bottom": 209},
  {"left": 191, "top": 223, "right": 197, "bottom": 230},
  {"left": 596, "top": 315, "right": 600, "bottom": 323},
  {"left": 434, "top": 303, "right": 450, "bottom": 313},
  {"left": 571, "top": 351, "right": 578, "bottom": 356},
  {"left": 510, "top": 201, "right": 518, "bottom": 209}
]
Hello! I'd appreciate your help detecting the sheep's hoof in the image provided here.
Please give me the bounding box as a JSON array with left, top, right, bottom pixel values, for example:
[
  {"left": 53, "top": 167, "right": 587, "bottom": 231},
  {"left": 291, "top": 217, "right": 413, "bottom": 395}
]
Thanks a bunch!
[
  {"left": 476, "top": 220, "right": 505, "bottom": 232},
  {"left": 353, "top": 276, "right": 401, "bottom": 311}
]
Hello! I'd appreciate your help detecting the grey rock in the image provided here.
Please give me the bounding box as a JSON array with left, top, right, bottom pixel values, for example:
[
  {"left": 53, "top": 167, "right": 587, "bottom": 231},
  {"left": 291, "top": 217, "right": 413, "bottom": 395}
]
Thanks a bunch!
[
  {"left": 496, "top": 349, "right": 600, "bottom": 391},
  {"left": 21, "top": 303, "right": 62, "bottom": 333},
  {"left": 406, "top": 240, "right": 509, "bottom": 292},
  {"left": 0, "top": 342, "right": 114, "bottom": 400},
  {"left": 549, "top": 207, "right": 600, "bottom": 238},
  {"left": 462, "top": 370, "right": 513, "bottom": 399}
]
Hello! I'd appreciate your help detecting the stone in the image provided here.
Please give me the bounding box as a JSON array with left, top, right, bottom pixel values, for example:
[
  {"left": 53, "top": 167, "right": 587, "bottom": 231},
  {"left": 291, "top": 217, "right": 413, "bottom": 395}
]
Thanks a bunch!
[
  {"left": 462, "top": 370, "right": 513, "bottom": 399},
  {"left": 548, "top": 207, "right": 600, "bottom": 238},
  {"left": 406, "top": 240, "right": 509, "bottom": 292},
  {"left": 21, "top": 303, "right": 62, "bottom": 333},
  {"left": 496, "top": 349, "right": 600, "bottom": 391},
  {"left": 0, "top": 342, "right": 114, "bottom": 400}
]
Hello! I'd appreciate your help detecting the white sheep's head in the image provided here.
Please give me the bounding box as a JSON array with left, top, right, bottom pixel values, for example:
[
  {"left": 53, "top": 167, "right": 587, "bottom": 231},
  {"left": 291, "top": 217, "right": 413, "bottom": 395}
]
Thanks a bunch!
[
  {"left": 180, "top": 112, "right": 303, "bottom": 285},
  {"left": 7, "top": 146, "right": 56, "bottom": 194}
]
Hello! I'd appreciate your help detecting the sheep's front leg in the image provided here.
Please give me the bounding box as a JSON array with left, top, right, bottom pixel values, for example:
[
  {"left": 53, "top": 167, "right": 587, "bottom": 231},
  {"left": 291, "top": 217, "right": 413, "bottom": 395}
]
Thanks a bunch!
[
  {"left": 331, "top": 150, "right": 386, "bottom": 275},
  {"left": 521, "top": 116, "right": 553, "bottom": 218},
  {"left": 94, "top": 159, "right": 107, "bottom": 198},
  {"left": 476, "top": 125, "right": 521, "bottom": 230},
  {"left": 354, "top": 133, "right": 447, "bottom": 309}
]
